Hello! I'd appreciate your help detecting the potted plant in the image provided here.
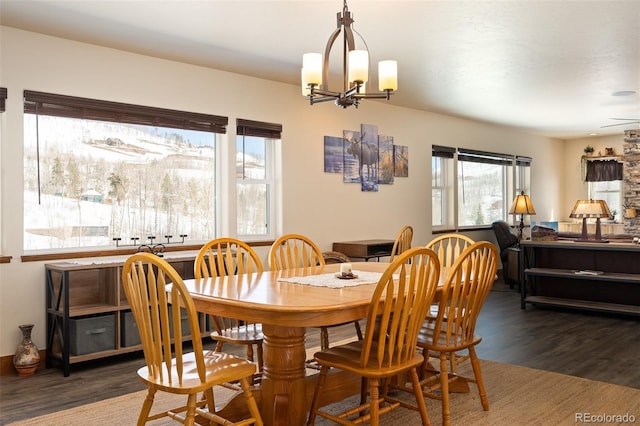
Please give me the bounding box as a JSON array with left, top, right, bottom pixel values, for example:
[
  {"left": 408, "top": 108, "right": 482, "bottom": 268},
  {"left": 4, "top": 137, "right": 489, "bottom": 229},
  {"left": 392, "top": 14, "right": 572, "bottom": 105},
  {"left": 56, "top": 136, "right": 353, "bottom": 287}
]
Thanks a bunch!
[{"left": 584, "top": 145, "right": 595, "bottom": 156}]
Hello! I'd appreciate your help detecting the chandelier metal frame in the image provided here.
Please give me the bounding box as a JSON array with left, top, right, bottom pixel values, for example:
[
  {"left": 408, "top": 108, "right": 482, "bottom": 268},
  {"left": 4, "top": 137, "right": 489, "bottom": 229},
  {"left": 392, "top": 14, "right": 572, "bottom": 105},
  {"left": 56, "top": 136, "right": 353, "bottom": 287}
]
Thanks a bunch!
[{"left": 302, "top": 0, "right": 397, "bottom": 109}]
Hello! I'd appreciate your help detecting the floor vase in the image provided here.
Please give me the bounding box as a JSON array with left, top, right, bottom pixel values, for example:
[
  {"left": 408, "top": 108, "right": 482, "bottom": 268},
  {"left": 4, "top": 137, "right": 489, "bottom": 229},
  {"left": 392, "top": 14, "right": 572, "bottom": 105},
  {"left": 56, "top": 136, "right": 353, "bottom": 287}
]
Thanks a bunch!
[{"left": 13, "top": 324, "right": 41, "bottom": 376}]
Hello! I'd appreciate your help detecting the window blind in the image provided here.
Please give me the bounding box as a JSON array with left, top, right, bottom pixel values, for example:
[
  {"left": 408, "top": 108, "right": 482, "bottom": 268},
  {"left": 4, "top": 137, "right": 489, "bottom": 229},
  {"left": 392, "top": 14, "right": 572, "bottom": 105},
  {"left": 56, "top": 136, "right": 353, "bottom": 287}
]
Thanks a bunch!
[
  {"left": 24, "top": 90, "right": 228, "bottom": 133},
  {"left": 585, "top": 159, "right": 623, "bottom": 182},
  {"left": 236, "top": 119, "right": 282, "bottom": 139},
  {"left": 457, "top": 148, "right": 514, "bottom": 165},
  {"left": 0, "top": 87, "right": 6, "bottom": 113},
  {"left": 432, "top": 145, "right": 456, "bottom": 158}
]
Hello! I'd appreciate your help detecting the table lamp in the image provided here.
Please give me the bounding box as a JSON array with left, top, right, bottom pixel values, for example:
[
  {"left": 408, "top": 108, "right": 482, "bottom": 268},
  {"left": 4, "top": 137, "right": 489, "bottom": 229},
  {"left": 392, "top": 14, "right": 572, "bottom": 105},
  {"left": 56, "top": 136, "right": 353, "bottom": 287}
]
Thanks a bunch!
[
  {"left": 508, "top": 191, "right": 536, "bottom": 242},
  {"left": 569, "top": 199, "right": 611, "bottom": 243}
]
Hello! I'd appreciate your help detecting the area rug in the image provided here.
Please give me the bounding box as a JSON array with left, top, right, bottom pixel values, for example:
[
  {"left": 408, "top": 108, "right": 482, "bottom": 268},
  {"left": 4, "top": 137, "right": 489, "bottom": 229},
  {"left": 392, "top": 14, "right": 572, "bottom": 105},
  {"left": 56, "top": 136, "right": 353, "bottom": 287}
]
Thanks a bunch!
[{"left": 8, "top": 359, "right": 640, "bottom": 426}]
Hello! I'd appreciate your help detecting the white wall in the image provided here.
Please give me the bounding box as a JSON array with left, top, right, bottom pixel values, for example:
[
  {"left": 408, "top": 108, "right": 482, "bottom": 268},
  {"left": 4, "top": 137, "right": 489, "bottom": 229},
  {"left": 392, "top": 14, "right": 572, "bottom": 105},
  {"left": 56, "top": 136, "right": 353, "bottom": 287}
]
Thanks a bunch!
[
  {"left": 562, "top": 135, "right": 625, "bottom": 219},
  {"left": 0, "top": 27, "right": 563, "bottom": 357}
]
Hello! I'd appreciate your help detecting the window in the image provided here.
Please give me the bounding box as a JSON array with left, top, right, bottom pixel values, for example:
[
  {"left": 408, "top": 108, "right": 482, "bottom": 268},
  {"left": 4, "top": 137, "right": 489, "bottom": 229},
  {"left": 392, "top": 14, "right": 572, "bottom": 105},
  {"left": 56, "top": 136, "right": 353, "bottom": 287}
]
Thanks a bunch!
[
  {"left": 590, "top": 180, "right": 621, "bottom": 220},
  {"left": 236, "top": 119, "right": 281, "bottom": 240},
  {"left": 457, "top": 149, "right": 513, "bottom": 227},
  {"left": 586, "top": 159, "right": 623, "bottom": 221},
  {"left": 23, "top": 91, "right": 226, "bottom": 251},
  {"left": 432, "top": 145, "right": 528, "bottom": 231},
  {"left": 432, "top": 145, "right": 455, "bottom": 229}
]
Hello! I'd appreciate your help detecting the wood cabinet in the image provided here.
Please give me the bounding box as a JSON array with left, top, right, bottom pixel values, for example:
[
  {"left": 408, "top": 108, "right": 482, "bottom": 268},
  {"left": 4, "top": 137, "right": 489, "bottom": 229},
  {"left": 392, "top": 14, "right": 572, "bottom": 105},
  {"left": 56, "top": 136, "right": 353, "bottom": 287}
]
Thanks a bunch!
[
  {"left": 520, "top": 241, "right": 640, "bottom": 316},
  {"left": 45, "top": 251, "right": 203, "bottom": 376},
  {"left": 332, "top": 239, "right": 394, "bottom": 261}
]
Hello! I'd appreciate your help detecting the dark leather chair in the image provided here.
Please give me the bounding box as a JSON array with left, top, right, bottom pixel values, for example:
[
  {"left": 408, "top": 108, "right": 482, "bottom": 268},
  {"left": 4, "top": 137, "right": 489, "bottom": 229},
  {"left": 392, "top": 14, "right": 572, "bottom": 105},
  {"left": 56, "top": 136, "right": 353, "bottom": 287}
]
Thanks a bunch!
[{"left": 491, "top": 220, "right": 519, "bottom": 287}]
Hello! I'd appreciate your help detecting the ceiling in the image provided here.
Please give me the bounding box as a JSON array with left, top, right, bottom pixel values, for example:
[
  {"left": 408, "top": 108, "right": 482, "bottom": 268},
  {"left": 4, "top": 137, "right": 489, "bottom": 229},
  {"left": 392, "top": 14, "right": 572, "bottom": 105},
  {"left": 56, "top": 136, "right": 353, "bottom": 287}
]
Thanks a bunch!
[{"left": 1, "top": 0, "right": 639, "bottom": 140}]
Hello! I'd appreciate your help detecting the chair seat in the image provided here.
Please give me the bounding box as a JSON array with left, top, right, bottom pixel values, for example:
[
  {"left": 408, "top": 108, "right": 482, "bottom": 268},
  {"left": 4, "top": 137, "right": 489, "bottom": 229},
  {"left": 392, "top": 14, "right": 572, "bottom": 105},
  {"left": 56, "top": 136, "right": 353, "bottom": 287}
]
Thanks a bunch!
[
  {"left": 211, "top": 324, "right": 264, "bottom": 344},
  {"left": 418, "top": 323, "right": 482, "bottom": 353},
  {"left": 137, "top": 351, "right": 257, "bottom": 393},
  {"left": 313, "top": 341, "right": 424, "bottom": 379}
]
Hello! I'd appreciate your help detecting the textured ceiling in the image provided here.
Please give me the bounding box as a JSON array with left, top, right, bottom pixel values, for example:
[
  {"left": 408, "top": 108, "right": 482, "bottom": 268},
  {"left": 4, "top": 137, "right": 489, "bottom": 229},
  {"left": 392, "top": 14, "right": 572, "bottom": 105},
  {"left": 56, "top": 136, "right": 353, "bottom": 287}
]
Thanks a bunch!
[{"left": 1, "top": 0, "right": 639, "bottom": 140}]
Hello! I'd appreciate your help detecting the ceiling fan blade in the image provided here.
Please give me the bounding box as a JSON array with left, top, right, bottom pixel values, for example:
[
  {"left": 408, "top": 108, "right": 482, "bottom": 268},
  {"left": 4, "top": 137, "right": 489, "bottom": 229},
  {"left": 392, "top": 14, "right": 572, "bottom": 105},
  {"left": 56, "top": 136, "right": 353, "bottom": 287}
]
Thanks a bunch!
[{"left": 600, "top": 121, "right": 640, "bottom": 128}]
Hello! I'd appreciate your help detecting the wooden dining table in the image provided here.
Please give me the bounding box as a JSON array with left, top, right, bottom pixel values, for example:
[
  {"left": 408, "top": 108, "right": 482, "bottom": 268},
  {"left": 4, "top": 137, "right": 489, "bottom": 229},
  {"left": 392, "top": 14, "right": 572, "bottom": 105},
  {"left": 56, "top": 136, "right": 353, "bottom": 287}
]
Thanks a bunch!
[{"left": 182, "top": 261, "right": 402, "bottom": 426}]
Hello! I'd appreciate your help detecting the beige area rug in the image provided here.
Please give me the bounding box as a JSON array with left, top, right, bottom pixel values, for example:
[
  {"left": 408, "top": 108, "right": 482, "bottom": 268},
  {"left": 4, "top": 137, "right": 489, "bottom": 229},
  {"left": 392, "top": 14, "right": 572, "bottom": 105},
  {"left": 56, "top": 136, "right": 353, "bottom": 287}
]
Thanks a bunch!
[{"left": 8, "top": 358, "right": 640, "bottom": 426}]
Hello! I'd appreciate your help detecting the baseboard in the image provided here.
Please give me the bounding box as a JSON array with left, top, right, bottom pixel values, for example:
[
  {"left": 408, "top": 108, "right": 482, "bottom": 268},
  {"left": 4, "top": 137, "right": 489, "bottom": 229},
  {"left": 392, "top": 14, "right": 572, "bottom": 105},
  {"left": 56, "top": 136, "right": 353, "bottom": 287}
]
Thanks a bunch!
[{"left": 0, "top": 349, "right": 46, "bottom": 376}]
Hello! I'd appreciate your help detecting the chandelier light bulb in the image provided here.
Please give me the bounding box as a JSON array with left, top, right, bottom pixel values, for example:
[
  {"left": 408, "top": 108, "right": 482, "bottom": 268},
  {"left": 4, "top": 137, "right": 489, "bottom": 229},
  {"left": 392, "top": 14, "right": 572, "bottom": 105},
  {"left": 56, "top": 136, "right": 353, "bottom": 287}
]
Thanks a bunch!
[
  {"left": 302, "top": 53, "right": 323, "bottom": 86},
  {"left": 378, "top": 60, "right": 398, "bottom": 91},
  {"left": 348, "top": 50, "right": 369, "bottom": 84}
]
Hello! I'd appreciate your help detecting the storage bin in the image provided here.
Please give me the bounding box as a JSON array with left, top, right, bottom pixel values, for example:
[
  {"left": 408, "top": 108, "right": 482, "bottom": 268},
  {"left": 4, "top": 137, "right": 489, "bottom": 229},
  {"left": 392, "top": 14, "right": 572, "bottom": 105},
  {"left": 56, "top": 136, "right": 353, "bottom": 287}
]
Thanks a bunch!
[
  {"left": 168, "top": 306, "right": 190, "bottom": 337},
  {"left": 69, "top": 314, "right": 116, "bottom": 355},
  {"left": 120, "top": 311, "right": 141, "bottom": 347}
]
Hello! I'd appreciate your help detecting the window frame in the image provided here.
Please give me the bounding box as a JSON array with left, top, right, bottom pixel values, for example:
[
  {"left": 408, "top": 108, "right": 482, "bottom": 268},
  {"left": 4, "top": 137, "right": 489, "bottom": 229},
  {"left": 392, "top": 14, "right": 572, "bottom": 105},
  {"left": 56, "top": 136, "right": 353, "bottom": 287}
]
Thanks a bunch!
[
  {"left": 431, "top": 145, "right": 456, "bottom": 231},
  {"left": 236, "top": 119, "right": 282, "bottom": 241}
]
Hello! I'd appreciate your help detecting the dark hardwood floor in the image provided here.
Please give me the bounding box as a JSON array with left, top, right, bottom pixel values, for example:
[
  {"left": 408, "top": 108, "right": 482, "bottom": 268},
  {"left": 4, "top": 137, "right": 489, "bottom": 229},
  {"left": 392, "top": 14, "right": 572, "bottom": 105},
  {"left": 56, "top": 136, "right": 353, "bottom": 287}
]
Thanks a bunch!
[{"left": 1, "top": 278, "right": 639, "bottom": 424}]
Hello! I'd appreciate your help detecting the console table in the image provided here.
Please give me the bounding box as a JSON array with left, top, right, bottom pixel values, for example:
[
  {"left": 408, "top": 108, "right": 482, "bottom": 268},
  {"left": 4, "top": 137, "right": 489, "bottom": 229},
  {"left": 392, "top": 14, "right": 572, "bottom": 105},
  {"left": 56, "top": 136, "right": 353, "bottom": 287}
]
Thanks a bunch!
[
  {"left": 520, "top": 240, "right": 640, "bottom": 316},
  {"left": 45, "top": 251, "right": 204, "bottom": 376},
  {"left": 332, "top": 239, "right": 394, "bottom": 261}
]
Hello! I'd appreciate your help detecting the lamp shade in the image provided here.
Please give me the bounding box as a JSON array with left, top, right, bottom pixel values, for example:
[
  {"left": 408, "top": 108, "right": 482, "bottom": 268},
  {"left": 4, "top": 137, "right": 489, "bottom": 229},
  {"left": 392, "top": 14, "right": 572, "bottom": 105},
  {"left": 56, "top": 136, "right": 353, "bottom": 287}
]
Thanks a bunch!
[
  {"left": 569, "top": 199, "right": 611, "bottom": 219},
  {"left": 508, "top": 191, "right": 536, "bottom": 215}
]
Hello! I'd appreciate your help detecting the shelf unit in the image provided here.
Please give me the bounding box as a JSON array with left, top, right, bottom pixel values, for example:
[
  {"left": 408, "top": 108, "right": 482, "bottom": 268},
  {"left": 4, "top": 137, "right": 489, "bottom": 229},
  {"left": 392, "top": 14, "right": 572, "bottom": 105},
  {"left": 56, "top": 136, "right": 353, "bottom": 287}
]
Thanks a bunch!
[
  {"left": 45, "top": 251, "right": 204, "bottom": 376},
  {"left": 520, "top": 240, "right": 640, "bottom": 316}
]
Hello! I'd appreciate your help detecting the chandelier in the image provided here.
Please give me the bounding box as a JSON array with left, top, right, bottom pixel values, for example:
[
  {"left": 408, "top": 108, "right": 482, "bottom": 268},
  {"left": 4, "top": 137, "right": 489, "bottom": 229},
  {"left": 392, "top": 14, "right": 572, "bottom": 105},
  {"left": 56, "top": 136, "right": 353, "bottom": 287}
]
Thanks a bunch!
[{"left": 301, "top": 0, "right": 398, "bottom": 108}]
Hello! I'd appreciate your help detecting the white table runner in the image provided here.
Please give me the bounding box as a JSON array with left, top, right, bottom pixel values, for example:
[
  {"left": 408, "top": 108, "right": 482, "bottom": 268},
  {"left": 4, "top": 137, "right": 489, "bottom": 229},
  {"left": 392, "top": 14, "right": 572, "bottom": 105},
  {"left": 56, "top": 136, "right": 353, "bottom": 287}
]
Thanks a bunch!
[{"left": 277, "top": 270, "right": 383, "bottom": 288}]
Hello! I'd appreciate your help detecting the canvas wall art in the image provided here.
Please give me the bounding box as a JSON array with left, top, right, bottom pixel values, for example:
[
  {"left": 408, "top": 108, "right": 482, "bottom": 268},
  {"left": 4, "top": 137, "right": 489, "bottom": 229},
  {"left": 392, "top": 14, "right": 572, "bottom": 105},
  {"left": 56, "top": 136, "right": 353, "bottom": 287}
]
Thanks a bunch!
[{"left": 323, "top": 123, "right": 408, "bottom": 192}]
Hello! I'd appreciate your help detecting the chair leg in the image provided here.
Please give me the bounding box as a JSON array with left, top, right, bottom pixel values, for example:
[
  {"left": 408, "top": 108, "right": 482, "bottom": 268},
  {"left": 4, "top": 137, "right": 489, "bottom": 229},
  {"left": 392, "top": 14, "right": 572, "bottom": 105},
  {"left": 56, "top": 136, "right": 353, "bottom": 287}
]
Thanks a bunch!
[
  {"left": 203, "top": 388, "right": 215, "bottom": 415},
  {"left": 439, "top": 353, "right": 451, "bottom": 426},
  {"left": 369, "top": 378, "right": 380, "bottom": 426},
  {"left": 361, "top": 377, "right": 368, "bottom": 404},
  {"left": 239, "top": 376, "right": 264, "bottom": 426},
  {"left": 246, "top": 342, "right": 255, "bottom": 362},
  {"left": 409, "top": 368, "right": 431, "bottom": 426},
  {"left": 320, "top": 327, "right": 329, "bottom": 350},
  {"left": 307, "top": 366, "right": 329, "bottom": 425},
  {"left": 137, "top": 387, "right": 156, "bottom": 426},
  {"left": 184, "top": 393, "right": 198, "bottom": 426},
  {"left": 354, "top": 320, "right": 363, "bottom": 340},
  {"left": 256, "top": 342, "right": 264, "bottom": 372},
  {"left": 469, "top": 347, "right": 489, "bottom": 411}
]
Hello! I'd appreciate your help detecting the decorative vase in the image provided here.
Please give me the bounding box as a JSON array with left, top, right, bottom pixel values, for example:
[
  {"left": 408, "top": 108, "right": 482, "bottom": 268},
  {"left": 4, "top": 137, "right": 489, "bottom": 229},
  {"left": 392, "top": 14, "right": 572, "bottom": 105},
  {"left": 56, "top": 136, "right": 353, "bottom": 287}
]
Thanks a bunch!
[{"left": 13, "top": 324, "right": 40, "bottom": 376}]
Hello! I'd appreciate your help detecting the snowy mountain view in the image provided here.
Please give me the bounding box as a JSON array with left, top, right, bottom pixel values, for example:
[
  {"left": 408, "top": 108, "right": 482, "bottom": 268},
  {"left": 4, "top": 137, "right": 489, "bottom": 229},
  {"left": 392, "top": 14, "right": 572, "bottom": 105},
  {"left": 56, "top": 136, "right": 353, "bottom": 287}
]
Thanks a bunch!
[{"left": 23, "top": 115, "right": 217, "bottom": 250}]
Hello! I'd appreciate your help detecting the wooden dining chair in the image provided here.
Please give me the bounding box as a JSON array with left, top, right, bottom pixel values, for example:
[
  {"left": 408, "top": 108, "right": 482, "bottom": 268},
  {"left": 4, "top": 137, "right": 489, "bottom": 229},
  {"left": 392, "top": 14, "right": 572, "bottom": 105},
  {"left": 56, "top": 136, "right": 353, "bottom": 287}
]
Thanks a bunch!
[
  {"left": 425, "top": 233, "right": 476, "bottom": 371},
  {"left": 195, "top": 237, "right": 265, "bottom": 374},
  {"left": 390, "top": 224, "right": 413, "bottom": 259},
  {"left": 416, "top": 241, "right": 499, "bottom": 426},
  {"left": 426, "top": 233, "right": 475, "bottom": 269},
  {"left": 269, "top": 233, "right": 360, "bottom": 351},
  {"left": 307, "top": 247, "right": 441, "bottom": 426},
  {"left": 122, "top": 253, "right": 263, "bottom": 426},
  {"left": 268, "top": 233, "right": 325, "bottom": 270}
]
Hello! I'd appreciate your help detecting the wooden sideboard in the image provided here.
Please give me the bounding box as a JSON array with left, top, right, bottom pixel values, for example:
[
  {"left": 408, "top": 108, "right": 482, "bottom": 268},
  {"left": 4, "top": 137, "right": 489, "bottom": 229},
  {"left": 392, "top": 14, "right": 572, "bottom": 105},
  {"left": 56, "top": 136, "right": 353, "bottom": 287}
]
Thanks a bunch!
[
  {"left": 332, "top": 239, "right": 394, "bottom": 261},
  {"left": 520, "top": 240, "right": 640, "bottom": 316},
  {"left": 45, "top": 251, "right": 205, "bottom": 376}
]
